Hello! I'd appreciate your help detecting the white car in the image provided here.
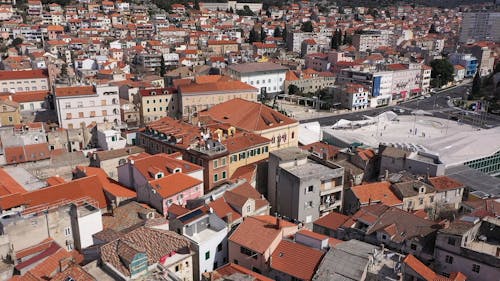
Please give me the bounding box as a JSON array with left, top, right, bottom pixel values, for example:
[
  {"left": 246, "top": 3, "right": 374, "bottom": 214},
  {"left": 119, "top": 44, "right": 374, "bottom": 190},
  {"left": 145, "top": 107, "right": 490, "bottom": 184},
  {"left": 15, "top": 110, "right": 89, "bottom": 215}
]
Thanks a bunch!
[{"left": 423, "top": 94, "right": 431, "bottom": 98}]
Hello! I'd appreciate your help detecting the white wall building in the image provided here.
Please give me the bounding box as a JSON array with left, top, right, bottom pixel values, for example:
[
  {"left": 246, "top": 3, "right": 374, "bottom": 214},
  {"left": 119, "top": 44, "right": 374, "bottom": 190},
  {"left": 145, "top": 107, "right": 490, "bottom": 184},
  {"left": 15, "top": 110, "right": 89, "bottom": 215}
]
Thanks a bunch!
[
  {"left": 55, "top": 85, "right": 121, "bottom": 129},
  {"left": 227, "top": 62, "right": 288, "bottom": 97},
  {"left": 97, "top": 129, "right": 127, "bottom": 150}
]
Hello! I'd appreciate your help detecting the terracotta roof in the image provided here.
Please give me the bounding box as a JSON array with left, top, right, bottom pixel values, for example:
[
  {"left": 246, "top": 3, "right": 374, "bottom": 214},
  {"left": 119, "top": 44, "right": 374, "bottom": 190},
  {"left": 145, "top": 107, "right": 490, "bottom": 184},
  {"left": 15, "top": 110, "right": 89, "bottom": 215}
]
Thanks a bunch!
[
  {"left": 313, "top": 211, "right": 349, "bottom": 230},
  {"left": 222, "top": 132, "right": 270, "bottom": 153},
  {"left": 4, "top": 143, "right": 50, "bottom": 164},
  {"left": 139, "top": 87, "right": 175, "bottom": 97},
  {"left": 270, "top": 240, "right": 324, "bottom": 281},
  {"left": 428, "top": 176, "right": 464, "bottom": 191},
  {"left": 351, "top": 181, "right": 402, "bottom": 207},
  {"left": 150, "top": 173, "right": 202, "bottom": 199},
  {"left": 101, "top": 201, "right": 161, "bottom": 232},
  {"left": 403, "top": 254, "right": 466, "bottom": 281},
  {"left": 300, "top": 142, "right": 340, "bottom": 160},
  {"left": 55, "top": 86, "right": 95, "bottom": 97},
  {"left": 0, "top": 69, "right": 48, "bottom": 80},
  {"left": 46, "top": 176, "right": 66, "bottom": 186},
  {"left": 0, "top": 168, "right": 28, "bottom": 196},
  {"left": 229, "top": 216, "right": 297, "bottom": 254},
  {"left": 75, "top": 166, "right": 136, "bottom": 199},
  {"left": 230, "top": 163, "right": 257, "bottom": 183},
  {"left": 10, "top": 91, "right": 49, "bottom": 103},
  {"left": 387, "top": 63, "right": 408, "bottom": 71},
  {"left": 130, "top": 153, "right": 202, "bottom": 181},
  {"left": 14, "top": 238, "right": 54, "bottom": 260},
  {"left": 22, "top": 175, "right": 108, "bottom": 209},
  {"left": 100, "top": 227, "right": 191, "bottom": 277},
  {"left": 208, "top": 196, "right": 242, "bottom": 222},
  {"left": 201, "top": 98, "right": 298, "bottom": 132},
  {"left": 209, "top": 263, "right": 273, "bottom": 281}
]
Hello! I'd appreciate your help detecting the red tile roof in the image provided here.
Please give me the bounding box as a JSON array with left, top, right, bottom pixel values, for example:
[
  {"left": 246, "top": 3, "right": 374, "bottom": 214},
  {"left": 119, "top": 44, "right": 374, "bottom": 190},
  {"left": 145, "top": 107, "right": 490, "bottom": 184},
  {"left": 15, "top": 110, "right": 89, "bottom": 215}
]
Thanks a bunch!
[
  {"left": 201, "top": 98, "right": 298, "bottom": 132},
  {"left": 130, "top": 153, "right": 202, "bottom": 181},
  {"left": 428, "top": 176, "right": 464, "bottom": 191},
  {"left": 313, "top": 211, "right": 349, "bottom": 230},
  {"left": 55, "top": 86, "right": 95, "bottom": 97},
  {"left": 229, "top": 216, "right": 297, "bottom": 254},
  {"left": 270, "top": 240, "right": 324, "bottom": 281},
  {"left": 75, "top": 166, "right": 136, "bottom": 199},
  {"left": 403, "top": 254, "right": 466, "bottom": 281},
  {"left": 4, "top": 143, "right": 50, "bottom": 164},
  {"left": 180, "top": 80, "right": 257, "bottom": 94},
  {"left": 0, "top": 168, "right": 28, "bottom": 196},
  {"left": 209, "top": 263, "right": 273, "bottom": 281},
  {"left": 149, "top": 173, "right": 202, "bottom": 199},
  {"left": 0, "top": 69, "right": 48, "bottom": 80},
  {"left": 351, "top": 181, "right": 402, "bottom": 207}
]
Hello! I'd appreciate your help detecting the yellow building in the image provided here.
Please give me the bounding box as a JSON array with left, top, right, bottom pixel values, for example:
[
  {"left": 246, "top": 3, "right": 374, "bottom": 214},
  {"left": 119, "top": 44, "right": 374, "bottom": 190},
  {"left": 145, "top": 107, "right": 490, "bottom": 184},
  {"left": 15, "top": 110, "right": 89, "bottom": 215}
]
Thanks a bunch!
[
  {"left": 0, "top": 99, "right": 21, "bottom": 126},
  {"left": 211, "top": 126, "right": 270, "bottom": 176},
  {"left": 200, "top": 98, "right": 299, "bottom": 151},
  {"left": 137, "top": 88, "right": 177, "bottom": 124},
  {"left": 207, "top": 40, "right": 239, "bottom": 55}
]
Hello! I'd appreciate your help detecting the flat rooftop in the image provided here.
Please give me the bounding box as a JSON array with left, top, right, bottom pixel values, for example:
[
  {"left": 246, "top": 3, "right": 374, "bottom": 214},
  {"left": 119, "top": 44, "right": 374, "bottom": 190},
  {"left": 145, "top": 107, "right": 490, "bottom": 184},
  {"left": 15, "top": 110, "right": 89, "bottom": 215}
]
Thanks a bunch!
[
  {"left": 285, "top": 161, "right": 342, "bottom": 180},
  {"left": 323, "top": 115, "right": 500, "bottom": 167},
  {"left": 445, "top": 165, "right": 500, "bottom": 196},
  {"left": 271, "top": 147, "right": 309, "bottom": 162}
]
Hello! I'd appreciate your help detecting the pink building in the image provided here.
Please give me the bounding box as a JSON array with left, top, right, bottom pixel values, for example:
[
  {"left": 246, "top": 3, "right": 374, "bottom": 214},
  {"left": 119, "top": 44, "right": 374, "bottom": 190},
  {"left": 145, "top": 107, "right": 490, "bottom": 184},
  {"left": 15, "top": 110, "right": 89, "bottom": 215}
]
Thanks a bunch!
[{"left": 145, "top": 173, "right": 203, "bottom": 215}]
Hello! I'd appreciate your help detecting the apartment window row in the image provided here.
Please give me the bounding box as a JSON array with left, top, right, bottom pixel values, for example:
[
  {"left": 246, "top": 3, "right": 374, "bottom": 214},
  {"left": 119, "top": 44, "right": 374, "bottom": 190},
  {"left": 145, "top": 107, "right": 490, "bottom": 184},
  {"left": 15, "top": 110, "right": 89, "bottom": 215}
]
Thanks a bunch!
[
  {"left": 63, "top": 100, "right": 110, "bottom": 108},
  {"left": 66, "top": 110, "right": 119, "bottom": 119},
  {"left": 213, "top": 171, "right": 227, "bottom": 182},
  {"left": 3, "top": 86, "right": 40, "bottom": 92},
  {"left": 230, "top": 145, "right": 269, "bottom": 163},
  {"left": 213, "top": 157, "right": 227, "bottom": 169},
  {"left": 240, "top": 246, "right": 257, "bottom": 259}
]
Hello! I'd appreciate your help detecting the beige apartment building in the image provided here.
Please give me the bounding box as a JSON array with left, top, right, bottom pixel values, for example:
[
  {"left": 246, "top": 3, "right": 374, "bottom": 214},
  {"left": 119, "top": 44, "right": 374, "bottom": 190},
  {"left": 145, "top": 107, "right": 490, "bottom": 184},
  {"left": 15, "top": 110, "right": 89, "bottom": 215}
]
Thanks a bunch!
[
  {"left": 207, "top": 40, "right": 239, "bottom": 55},
  {"left": 0, "top": 99, "right": 21, "bottom": 126},
  {"left": 137, "top": 87, "right": 177, "bottom": 124},
  {"left": 0, "top": 69, "right": 49, "bottom": 93}
]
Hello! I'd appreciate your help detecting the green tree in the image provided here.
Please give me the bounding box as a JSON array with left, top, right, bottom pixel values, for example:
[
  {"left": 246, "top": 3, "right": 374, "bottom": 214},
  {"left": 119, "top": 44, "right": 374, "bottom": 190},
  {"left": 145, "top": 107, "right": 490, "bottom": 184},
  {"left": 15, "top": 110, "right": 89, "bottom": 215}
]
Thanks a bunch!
[
  {"left": 301, "top": 21, "right": 313, "bottom": 32},
  {"left": 11, "top": 37, "right": 22, "bottom": 47},
  {"left": 274, "top": 26, "right": 282, "bottom": 38},
  {"left": 288, "top": 84, "right": 300, "bottom": 95},
  {"left": 194, "top": 0, "right": 200, "bottom": 10},
  {"left": 472, "top": 71, "right": 481, "bottom": 96},
  {"left": 260, "top": 27, "right": 266, "bottom": 42},
  {"left": 331, "top": 29, "right": 341, "bottom": 50},
  {"left": 430, "top": 59, "right": 454, "bottom": 87},
  {"left": 159, "top": 56, "right": 166, "bottom": 77},
  {"left": 343, "top": 31, "right": 351, "bottom": 45},
  {"left": 229, "top": 7, "right": 234, "bottom": 13},
  {"left": 429, "top": 23, "right": 437, "bottom": 34},
  {"left": 249, "top": 28, "right": 258, "bottom": 43},
  {"left": 282, "top": 26, "right": 287, "bottom": 42}
]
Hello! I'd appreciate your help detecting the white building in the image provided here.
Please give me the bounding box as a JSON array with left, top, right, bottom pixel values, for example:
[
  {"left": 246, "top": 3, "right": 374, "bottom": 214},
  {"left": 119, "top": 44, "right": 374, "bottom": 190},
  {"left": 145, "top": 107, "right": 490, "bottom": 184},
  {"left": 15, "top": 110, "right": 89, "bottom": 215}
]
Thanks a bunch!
[
  {"left": 97, "top": 129, "right": 126, "bottom": 150},
  {"left": 55, "top": 85, "right": 121, "bottom": 129},
  {"left": 227, "top": 62, "right": 288, "bottom": 98},
  {"left": 169, "top": 208, "right": 228, "bottom": 281},
  {"left": 352, "top": 30, "right": 393, "bottom": 52},
  {"left": 341, "top": 83, "right": 370, "bottom": 110}
]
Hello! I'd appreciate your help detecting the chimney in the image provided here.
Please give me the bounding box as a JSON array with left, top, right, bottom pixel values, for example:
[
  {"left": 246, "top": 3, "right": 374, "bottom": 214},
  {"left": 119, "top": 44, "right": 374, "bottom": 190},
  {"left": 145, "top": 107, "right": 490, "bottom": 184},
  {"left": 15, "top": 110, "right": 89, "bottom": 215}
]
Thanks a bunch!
[
  {"left": 276, "top": 217, "right": 281, "bottom": 229},
  {"left": 368, "top": 197, "right": 372, "bottom": 206},
  {"left": 385, "top": 170, "right": 389, "bottom": 180},
  {"left": 226, "top": 212, "right": 233, "bottom": 224}
]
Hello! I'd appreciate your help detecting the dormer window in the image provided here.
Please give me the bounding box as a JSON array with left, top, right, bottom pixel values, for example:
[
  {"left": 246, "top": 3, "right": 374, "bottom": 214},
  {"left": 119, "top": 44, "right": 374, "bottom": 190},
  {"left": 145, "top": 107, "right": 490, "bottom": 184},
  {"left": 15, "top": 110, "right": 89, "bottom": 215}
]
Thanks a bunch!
[
  {"left": 156, "top": 172, "right": 163, "bottom": 179},
  {"left": 173, "top": 168, "right": 182, "bottom": 173},
  {"left": 420, "top": 187, "right": 425, "bottom": 193}
]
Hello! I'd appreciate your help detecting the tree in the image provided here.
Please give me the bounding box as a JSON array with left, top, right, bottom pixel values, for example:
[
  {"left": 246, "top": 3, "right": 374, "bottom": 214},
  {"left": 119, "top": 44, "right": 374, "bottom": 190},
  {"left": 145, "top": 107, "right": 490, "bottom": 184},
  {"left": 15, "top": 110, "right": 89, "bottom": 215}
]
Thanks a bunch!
[
  {"left": 343, "top": 31, "right": 352, "bottom": 45},
  {"left": 430, "top": 59, "right": 454, "bottom": 88},
  {"left": 288, "top": 84, "right": 300, "bottom": 95},
  {"left": 472, "top": 71, "right": 481, "bottom": 96},
  {"left": 229, "top": 6, "right": 233, "bottom": 13},
  {"left": 429, "top": 23, "right": 437, "bottom": 34},
  {"left": 301, "top": 21, "right": 313, "bottom": 32},
  {"left": 282, "top": 26, "right": 287, "bottom": 42},
  {"left": 494, "top": 63, "right": 500, "bottom": 74},
  {"left": 249, "top": 28, "right": 258, "bottom": 43},
  {"left": 11, "top": 37, "right": 22, "bottom": 48},
  {"left": 260, "top": 27, "right": 266, "bottom": 42},
  {"left": 331, "top": 29, "right": 342, "bottom": 50},
  {"left": 274, "top": 26, "right": 282, "bottom": 38},
  {"left": 159, "top": 56, "right": 166, "bottom": 77}
]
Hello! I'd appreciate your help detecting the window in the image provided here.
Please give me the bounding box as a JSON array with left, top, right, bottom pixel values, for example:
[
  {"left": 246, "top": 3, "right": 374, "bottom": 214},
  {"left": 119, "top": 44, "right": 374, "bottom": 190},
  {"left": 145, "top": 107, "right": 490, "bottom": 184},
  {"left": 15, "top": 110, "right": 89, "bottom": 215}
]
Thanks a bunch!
[
  {"left": 66, "top": 113, "right": 72, "bottom": 119},
  {"left": 382, "top": 234, "right": 387, "bottom": 240},
  {"left": 472, "top": 264, "right": 480, "bottom": 273},
  {"left": 102, "top": 110, "right": 107, "bottom": 116},
  {"left": 307, "top": 185, "right": 314, "bottom": 192},
  {"left": 101, "top": 100, "right": 106, "bottom": 106},
  {"left": 445, "top": 255, "right": 453, "bottom": 264},
  {"left": 175, "top": 265, "right": 180, "bottom": 272},
  {"left": 306, "top": 201, "right": 313, "bottom": 208},
  {"left": 217, "top": 243, "right": 223, "bottom": 252},
  {"left": 410, "top": 244, "right": 417, "bottom": 250},
  {"left": 8, "top": 116, "right": 13, "bottom": 122},
  {"left": 205, "top": 251, "right": 210, "bottom": 260},
  {"left": 221, "top": 157, "right": 226, "bottom": 166},
  {"left": 222, "top": 171, "right": 226, "bottom": 179},
  {"left": 240, "top": 247, "right": 257, "bottom": 259},
  {"left": 64, "top": 227, "right": 71, "bottom": 236},
  {"left": 214, "top": 173, "right": 218, "bottom": 182},
  {"left": 233, "top": 259, "right": 238, "bottom": 265},
  {"left": 264, "top": 146, "right": 269, "bottom": 153},
  {"left": 419, "top": 198, "right": 423, "bottom": 205},
  {"left": 430, "top": 196, "right": 434, "bottom": 203},
  {"left": 447, "top": 237, "right": 456, "bottom": 246},
  {"left": 247, "top": 205, "right": 251, "bottom": 213},
  {"left": 213, "top": 159, "right": 218, "bottom": 168},
  {"left": 65, "top": 102, "right": 71, "bottom": 109},
  {"left": 77, "top": 101, "right": 83, "bottom": 108}
]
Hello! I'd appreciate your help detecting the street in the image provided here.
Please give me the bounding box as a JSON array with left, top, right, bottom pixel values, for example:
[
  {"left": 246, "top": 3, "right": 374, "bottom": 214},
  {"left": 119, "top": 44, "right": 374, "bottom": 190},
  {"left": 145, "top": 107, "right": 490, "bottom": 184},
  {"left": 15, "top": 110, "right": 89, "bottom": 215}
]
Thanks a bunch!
[{"left": 301, "top": 83, "right": 500, "bottom": 128}]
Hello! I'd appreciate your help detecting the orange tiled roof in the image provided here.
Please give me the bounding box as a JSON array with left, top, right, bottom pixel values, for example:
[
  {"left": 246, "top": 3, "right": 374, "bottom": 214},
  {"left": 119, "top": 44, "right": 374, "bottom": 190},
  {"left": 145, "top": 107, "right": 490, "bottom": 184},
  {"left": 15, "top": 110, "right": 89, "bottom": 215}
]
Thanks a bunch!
[
  {"left": 351, "top": 181, "right": 402, "bottom": 207},
  {"left": 75, "top": 166, "right": 136, "bottom": 199},
  {"left": 55, "top": 86, "right": 95, "bottom": 97},
  {"left": 0, "top": 69, "right": 47, "bottom": 80},
  {"left": 201, "top": 98, "right": 298, "bottom": 132},
  {"left": 313, "top": 211, "right": 349, "bottom": 230},
  {"left": 270, "top": 240, "right": 324, "bottom": 281},
  {"left": 211, "top": 263, "right": 274, "bottom": 281},
  {"left": 149, "top": 173, "right": 202, "bottom": 199},
  {"left": 428, "top": 176, "right": 464, "bottom": 191}
]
